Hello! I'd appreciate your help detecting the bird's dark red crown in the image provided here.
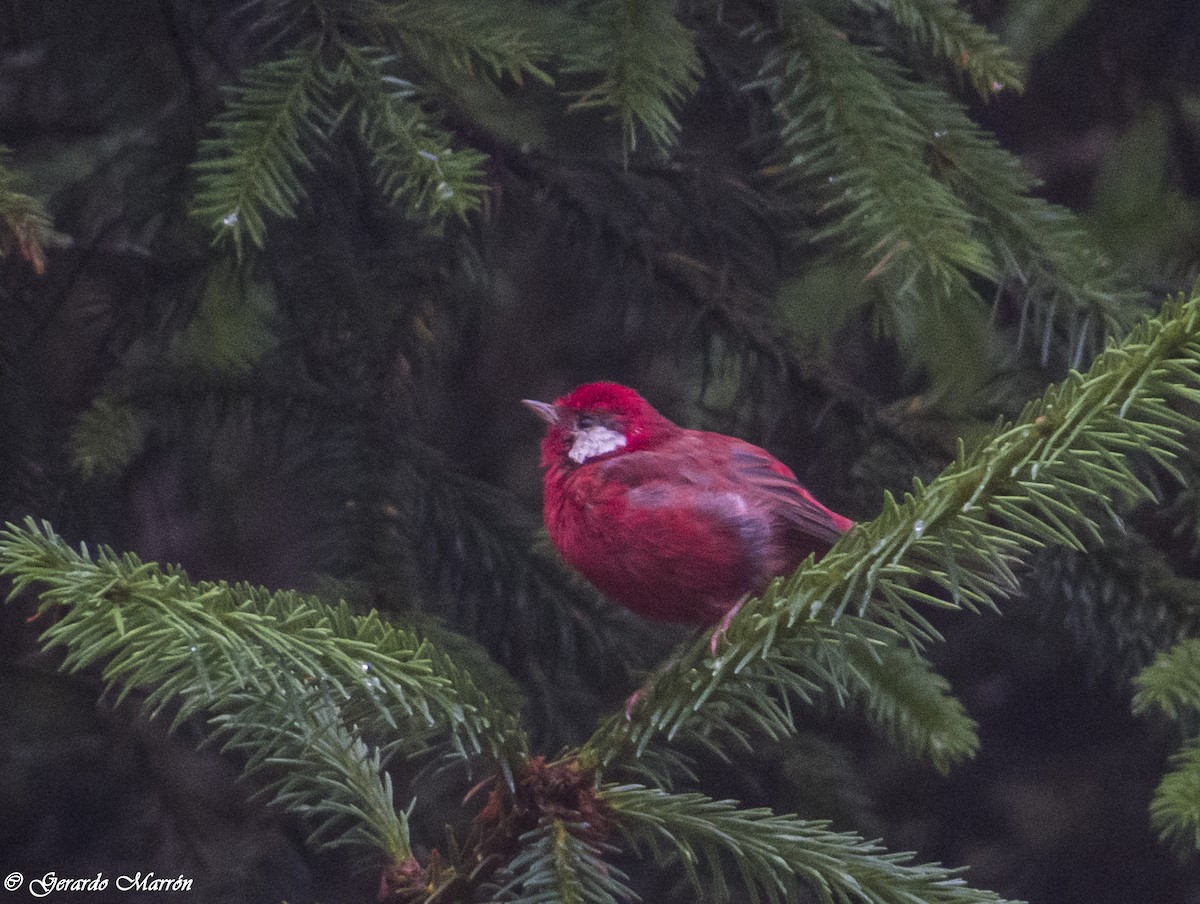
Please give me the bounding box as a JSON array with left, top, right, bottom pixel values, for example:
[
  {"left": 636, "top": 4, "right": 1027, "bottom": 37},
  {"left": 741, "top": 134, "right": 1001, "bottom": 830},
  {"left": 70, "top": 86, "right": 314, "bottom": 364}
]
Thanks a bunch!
[{"left": 553, "top": 381, "right": 654, "bottom": 415}]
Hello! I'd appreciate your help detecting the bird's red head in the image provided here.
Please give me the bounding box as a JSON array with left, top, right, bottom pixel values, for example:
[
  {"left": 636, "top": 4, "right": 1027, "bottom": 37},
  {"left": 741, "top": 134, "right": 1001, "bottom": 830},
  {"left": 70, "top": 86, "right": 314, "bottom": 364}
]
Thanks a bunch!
[{"left": 523, "top": 382, "right": 677, "bottom": 470}]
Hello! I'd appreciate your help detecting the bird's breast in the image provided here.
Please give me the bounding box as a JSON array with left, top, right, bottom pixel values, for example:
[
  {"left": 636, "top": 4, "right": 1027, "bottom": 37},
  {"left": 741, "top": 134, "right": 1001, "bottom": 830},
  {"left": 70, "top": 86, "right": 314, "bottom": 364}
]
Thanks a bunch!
[{"left": 543, "top": 464, "right": 779, "bottom": 623}]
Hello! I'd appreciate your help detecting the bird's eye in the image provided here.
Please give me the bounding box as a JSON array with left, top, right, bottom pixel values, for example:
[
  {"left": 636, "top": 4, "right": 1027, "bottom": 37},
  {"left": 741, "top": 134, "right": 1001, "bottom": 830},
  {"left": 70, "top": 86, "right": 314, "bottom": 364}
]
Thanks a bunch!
[{"left": 576, "top": 414, "right": 596, "bottom": 430}]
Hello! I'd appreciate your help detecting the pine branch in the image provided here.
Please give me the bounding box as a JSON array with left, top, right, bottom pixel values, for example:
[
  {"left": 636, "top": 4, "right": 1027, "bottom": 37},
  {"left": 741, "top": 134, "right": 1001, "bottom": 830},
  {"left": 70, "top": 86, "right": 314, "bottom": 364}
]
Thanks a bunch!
[
  {"left": 757, "top": 8, "right": 995, "bottom": 293},
  {"left": 343, "top": 47, "right": 489, "bottom": 223},
  {"left": 214, "top": 674, "right": 414, "bottom": 858},
  {"left": 841, "top": 641, "right": 978, "bottom": 774},
  {"left": 1102, "top": 528, "right": 1200, "bottom": 856},
  {"left": 0, "top": 518, "right": 528, "bottom": 773},
  {"left": 898, "top": 71, "right": 1143, "bottom": 366},
  {"left": 172, "top": 257, "right": 279, "bottom": 375},
  {"left": 1034, "top": 530, "right": 1200, "bottom": 687},
  {"left": 758, "top": 8, "right": 1138, "bottom": 379},
  {"left": 0, "top": 145, "right": 55, "bottom": 275},
  {"left": 603, "top": 784, "right": 1016, "bottom": 904},
  {"left": 1147, "top": 737, "right": 1200, "bottom": 855},
  {"left": 562, "top": 0, "right": 701, "bottom": 156},
  {"left": 583, "top": 609, "right": 976, "bottom": 775},
  {"left": 583, "top": 290, "right": 1200, "bottom": 769},
  {"left": 1134, "top": 637, "right": 1200, "bottom": 723},
  {"left": 192, "top": 48, "right": 338, "bottom": 257},
  {"left": 70, "top": 397, "right": 146, "bottom": 480},
  {"left": 371, "top": 0, "right": 551, "bottom": 84},
  {"left": 496, "top": 818, "right": 635, "bottom": 904},
  {"left": 68, "top": 259, "right": 278, "bottom": 480},
  {"left": 848, "top": 0, "right": 1024, "bottom": 96},
  {"left": 1164, "top": 451, "right": 1200, "bottom": 556},
  {"left": 806, "top": 627, "right": 980, "bottom": 774},
  {"left": 249, "top": 0, "right": 379, "bottom": 48}
]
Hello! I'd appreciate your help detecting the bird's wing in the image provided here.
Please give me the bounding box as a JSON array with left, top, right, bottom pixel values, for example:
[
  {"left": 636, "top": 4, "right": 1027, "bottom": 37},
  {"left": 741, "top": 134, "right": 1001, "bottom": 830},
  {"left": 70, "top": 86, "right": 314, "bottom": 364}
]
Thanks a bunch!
[
  {"left": 726, "top": 443, "right": 852, "bottom": 546},
  {"left": 597, "top": 432, "right": 852, "bottom": 547}
]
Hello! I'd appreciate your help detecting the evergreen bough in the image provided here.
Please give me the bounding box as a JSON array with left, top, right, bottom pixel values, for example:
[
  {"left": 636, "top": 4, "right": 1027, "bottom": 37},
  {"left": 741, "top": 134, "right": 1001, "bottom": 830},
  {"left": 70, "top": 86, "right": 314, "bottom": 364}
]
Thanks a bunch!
[
  {"left": 8, "top": 0, "right": 1200, "bottom": 900},
  {"left": 1135, "top": 638, "right": 1200, "bottom": 853},
  {"left": 183, "top": 0, "right": 1134, "bottom": 389},
  {"left": 6, "top": 288, "right": 1200, "bottom": 902},
  {"left": 0, "top": 145, "right": 54, "bottom": 275}
]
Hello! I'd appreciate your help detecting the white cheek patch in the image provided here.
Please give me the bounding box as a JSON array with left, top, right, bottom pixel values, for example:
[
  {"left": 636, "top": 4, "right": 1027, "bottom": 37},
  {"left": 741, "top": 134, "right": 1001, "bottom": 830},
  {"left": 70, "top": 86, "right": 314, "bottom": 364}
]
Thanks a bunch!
[{"left": 569, "top": 425, "right": 628, "bottom": 463}]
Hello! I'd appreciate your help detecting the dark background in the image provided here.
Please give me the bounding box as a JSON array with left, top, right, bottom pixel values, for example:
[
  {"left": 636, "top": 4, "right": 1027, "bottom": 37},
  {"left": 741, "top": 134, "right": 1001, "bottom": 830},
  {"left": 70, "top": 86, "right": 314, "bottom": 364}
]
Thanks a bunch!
[{"left": 2, "top": 1, "right": 1200, "bottom": 902}]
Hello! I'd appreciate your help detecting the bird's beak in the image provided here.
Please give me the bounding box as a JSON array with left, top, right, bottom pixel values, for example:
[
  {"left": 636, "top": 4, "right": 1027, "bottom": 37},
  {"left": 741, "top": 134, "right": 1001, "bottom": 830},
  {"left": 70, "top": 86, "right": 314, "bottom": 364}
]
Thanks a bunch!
[{"left": 521, "top": 399, "right": 560, "bottom": 425}]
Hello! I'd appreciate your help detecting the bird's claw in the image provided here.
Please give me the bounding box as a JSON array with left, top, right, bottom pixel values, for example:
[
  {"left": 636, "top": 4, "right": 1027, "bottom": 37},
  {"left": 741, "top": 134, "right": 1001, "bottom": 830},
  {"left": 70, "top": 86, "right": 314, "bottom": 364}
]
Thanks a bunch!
[
  {"left": 708, "top": 627, "right": 724, "bottom": 657},
  {"left": 709, "top": 596, "right": 747, "bottom": 656},
  {"left": 624, "top": 688, "right": 646, "bottom": 721}
]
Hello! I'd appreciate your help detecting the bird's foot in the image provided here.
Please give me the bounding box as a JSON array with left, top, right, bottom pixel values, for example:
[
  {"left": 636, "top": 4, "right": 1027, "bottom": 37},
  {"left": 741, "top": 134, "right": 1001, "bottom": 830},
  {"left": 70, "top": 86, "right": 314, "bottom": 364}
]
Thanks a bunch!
[
  {"left": 624, "top": 687, "right": 646, "bottom": 721},
  {"left": 709, "top": 595, "right": 748, "bottom": 656},
  {"left": 624, "top": 655, "right": 681, "bottom": 720}
]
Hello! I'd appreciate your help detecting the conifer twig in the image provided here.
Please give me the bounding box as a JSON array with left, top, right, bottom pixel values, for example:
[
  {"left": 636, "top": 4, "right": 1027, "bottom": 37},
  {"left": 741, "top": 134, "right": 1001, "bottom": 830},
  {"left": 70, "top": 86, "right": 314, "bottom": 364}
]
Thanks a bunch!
[
  {"left": 0, "top": 518, "right": 529, "bottom": 781},
  {"left": 584, "top": 290, "right": 1200, "bottom": 769},
  {"left": 603, "top": 784, "right": 1018, "bottom": 904}
]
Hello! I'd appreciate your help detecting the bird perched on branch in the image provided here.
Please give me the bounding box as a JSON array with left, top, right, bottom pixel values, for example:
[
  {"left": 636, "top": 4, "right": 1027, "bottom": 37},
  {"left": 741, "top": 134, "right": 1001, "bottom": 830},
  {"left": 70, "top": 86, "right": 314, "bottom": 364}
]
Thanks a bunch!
[{"left": 524, "top": 382, "right": 853, "bottom": 653}]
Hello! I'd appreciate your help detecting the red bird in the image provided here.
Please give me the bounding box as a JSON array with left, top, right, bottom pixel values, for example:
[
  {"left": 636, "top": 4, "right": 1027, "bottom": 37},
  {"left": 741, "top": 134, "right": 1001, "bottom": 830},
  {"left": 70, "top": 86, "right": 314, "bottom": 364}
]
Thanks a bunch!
[{"left": 524, "top": 382, "right": 853, "bottom": 649}]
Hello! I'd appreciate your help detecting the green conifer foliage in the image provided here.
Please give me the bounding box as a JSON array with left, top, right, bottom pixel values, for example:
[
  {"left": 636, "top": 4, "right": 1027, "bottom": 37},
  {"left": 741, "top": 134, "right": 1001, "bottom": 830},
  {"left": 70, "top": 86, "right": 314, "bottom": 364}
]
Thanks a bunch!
[
  {"left": 4, "top": 0, "right": 1200, "bottom": 900},
  {"left": 6, "top": 290, "right": 1200, "bottom": 900}
]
